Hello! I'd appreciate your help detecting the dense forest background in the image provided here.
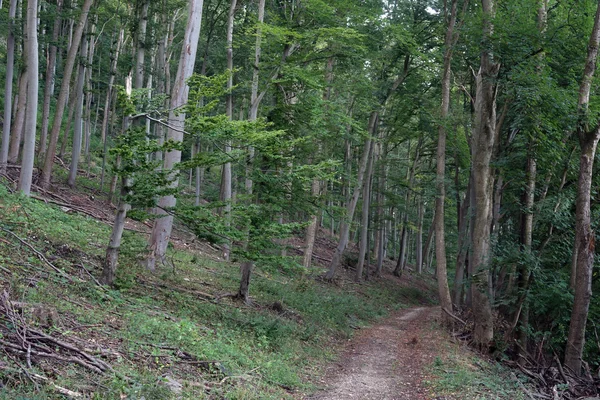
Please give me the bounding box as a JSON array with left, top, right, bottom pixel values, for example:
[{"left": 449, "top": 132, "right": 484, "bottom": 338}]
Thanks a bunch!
[{"left": 3, "top": 0, "right": 600, "bottom": 394}]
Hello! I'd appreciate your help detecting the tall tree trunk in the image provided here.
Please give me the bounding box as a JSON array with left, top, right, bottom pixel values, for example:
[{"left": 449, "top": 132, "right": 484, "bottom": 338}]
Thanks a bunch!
[
  {"left": 564, "top": 1, "right": 600, "bottom": 375},
  {"left": 220, "top": 0, "right": 237, "bottom": 261},
  {"left": 135, "top": 0, "right": 149, "bottom": 91},
  {"left": 67, "top": 32, "right": 88, "bottom": 188},
  {"left": 8, "top": 70, "right": 26, "bottom": 164},
  {"left": 356, "top": 141, "right": 375, "bottom": 282},
  {"left": 17, "top": 0, "right": 39, "bottom": 195},
  {"left": 146, "top": 0, "right": 204, "bottom": 270},
  {"left": 435, "top": 0, "right": 460, "bottom": 324},
  {"left": 83, "top": 18, "right": 96, "bottom": 167},
  {"left": 0, "top": 0, "right": 17, "bottom": 173},
  {"left": 394, "top": 139, "right": 421, "bottom": 276},
  {"left": 454, "top": 176, "right": 471, "bottom": 306},
  {"left": 245, "top": 0, "right": 265, "bottom": 196},
  {"left": 325, "top": 112, "right": 377, "bottom": 280},
  {"left": 303, "top": 57, "right": 334, "bottom": 268},
  {"left": 471, "top": 0, "right": 500, "bottom": 350},
  {"left": 375, "top": 141, "right": 387, "bottom": 276},
  {"left": 516, "top": 0, "right": 547, "bottom": 364},
  {"left": 40, "top": 0, "right": 94, "bottom": 189},
  {"left": 416, "top": 197, "right": 424, "bottom": 275},
  {"left": 38, "top": 0, "right": 62, "bottom": 160}
]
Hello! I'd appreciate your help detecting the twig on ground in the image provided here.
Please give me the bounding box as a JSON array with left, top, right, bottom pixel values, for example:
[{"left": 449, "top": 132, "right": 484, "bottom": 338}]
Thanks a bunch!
[
  {"left": 510, "top": 372, "right": 536, "bottom": 400},
  {"left": 0, "top": 227, "right": 73, "bottom": 281},
  {"left": 442, "top": 307, "right": 467, "bottom": 325}
]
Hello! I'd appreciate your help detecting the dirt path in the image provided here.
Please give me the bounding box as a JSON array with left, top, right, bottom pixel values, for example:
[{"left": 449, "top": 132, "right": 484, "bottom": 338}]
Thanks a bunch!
[{"left": 308, "top": 306, "right": 441, "bottom": 400}]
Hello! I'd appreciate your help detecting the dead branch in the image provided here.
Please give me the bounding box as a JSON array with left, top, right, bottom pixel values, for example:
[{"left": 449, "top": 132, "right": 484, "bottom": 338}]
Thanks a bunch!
[
  {"left": 0, "top": 227, "right": 73, "bottom": 281},
  {"left": 442, "top": 307, "right": 467, "bottom": 325}
]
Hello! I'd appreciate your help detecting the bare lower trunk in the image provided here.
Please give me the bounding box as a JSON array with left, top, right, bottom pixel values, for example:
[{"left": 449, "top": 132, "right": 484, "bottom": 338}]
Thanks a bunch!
[
  {"left": 17, "top": 0, "right": 39, "bottom": 196},
  {"left": 356, "top": 142, "right": 375, "bottom": 282},
  {"left": 237, "top": 261, "right": 253, "bottom": 304},
  {"left": 0, "top": 0, "right": 17, "bottom": 173},
  {"left": 303, "top": 179, "right": 320, "bottom": 269},
  {"left": 101, "top": 177, "right": 131, "bottom": 286},
  {"left": 8, "top": 71, "right": 27, "bottom": 164},
  {"left": 416, "top": 198, "right": 424, "bottom": 274},
  {"left": 375, "top": 142, "right": 387, "bottom": 276},
  {"left": 453, "top": 178, "right": 471, "bottom": 306}
]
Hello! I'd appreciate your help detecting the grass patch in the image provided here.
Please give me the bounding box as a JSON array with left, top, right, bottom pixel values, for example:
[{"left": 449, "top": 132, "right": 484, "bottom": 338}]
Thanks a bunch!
[{"left": 425, "top": 353, "right": 527, "bottom": 399}]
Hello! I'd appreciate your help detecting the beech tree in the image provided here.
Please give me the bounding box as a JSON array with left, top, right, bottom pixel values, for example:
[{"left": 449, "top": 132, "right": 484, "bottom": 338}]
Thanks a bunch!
[
  {"left": 146, "top": 0, "right": 204, "bottom": 271},
  {"left": 17, "top": 0, "right": 39, "bottom": 195}
]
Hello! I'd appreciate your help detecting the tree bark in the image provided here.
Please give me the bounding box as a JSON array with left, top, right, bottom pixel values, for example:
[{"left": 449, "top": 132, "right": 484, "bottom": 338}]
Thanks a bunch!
[
  {"left": 40, "top": 0, "right": 94, "bottom": 189},
  {"left": 471, "top": 0, "right": 500, "bottom": 350},
  {"left": 17, "top": 0, "right": 39, "bottom": 196},
  {"left": 0, "top": 0, "right": 17, "bottom": 173},
  {"left": 564, "top": 1, "right": 600, "bottom": 375},
  {"left": 146, "top": 0, "right": 204, "bottom": 270}
]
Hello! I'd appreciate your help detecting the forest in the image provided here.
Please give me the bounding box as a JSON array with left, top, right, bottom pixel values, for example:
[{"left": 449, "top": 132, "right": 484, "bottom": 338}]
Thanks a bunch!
[{"left": 2, "top": 0, "right": 600, "bottom": 398}]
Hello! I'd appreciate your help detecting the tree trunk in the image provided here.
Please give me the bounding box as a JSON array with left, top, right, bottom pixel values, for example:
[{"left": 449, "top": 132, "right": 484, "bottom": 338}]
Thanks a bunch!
[
  {"left": 564, "top": 2, "right": 600, "bottom": 375},
  {"left": 325, "top": 112, "right": 376, "bottom": 280},
  {"left": 67, "top": 32, "right": 88, "bottom": 188},
  {"left": 146, "top": 0, "right": 204, "bottom": 270},
  {"left": 135, "top": 0, "right": 149, "bottom": 91},
  {"left": 237, "top": 261, "right": 253, "bottom": 304},
  {"left": 394, "top": 139, "right": 421, "bottom": 276},
  {"left": 40, "top": 0, "right": 94, "bottom": 189},
  {"left": 8, "top": 70, "right": 27, "bottom": 164},
  {"left": 17, "top": 0, "right": 39, "bottom": 196},
  {"left": 101, "top": 177, "right": 131, "bottom": 285},
  {"left": 356, "top": 140, "right": 375, "bottom": 282},
  {"left": 375, "top": 141, "right": 387, "bottom": 276},
  {"left": 434, "top": 0, "right": 460, "bottom": 325},
  {"left": 220, "top": 0, "right": 237, "bottom": 261},
  {"left": 0, "top": 0, "right": 17, "bottom": 173},
  {"left": 453, "top": 177, "right": 471, "bottom": 307},
  {"left": 471, "top": 0, "right": 500, "bottom": 350},
  {"left": 416, "top": 197, "right": 424, "bottom": 275},
  {"left": 303, "top": 57, "right": 334, "bottom": 268}
]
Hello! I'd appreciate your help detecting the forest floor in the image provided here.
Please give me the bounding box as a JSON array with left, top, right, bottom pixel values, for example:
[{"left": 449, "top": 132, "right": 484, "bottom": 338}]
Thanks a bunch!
[{"left": 0, "top": 170, "right": 528, "bottom": 399}]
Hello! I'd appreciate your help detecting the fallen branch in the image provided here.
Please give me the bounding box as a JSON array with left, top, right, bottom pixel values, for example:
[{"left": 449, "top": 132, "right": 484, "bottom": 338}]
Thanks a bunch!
[
  {"left": 0, "top": 227, "right": 73, "bottom": 281},
  {"left": 442, "top": 307, "right": 467, "bottom": 325},
  {"left": 510, "top": 372, "right": 537, "bottom": 400}
]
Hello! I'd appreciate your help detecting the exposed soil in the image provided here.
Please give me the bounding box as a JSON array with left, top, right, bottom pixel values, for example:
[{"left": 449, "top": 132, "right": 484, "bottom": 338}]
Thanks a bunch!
[{"left": 308, "top": 306, "right": 443, "bottom": 400}]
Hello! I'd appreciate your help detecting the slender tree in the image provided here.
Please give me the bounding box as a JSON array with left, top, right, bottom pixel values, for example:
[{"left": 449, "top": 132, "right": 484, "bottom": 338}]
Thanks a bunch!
[
  {"left": 146, "top": 0, "right": 204, "bottom": 270},
  {"left": 470, "top": 0, "right": 500, "bottom": 350},
  {"left": 434, "top": 0, "right": 460, "bottom": 324},
  {"left": 17, "top": 0, "right": 40, "bottom": 195},
  {"left": 564, "top": 0, "right": 600, "bottom": 375},
  {"left": 0, "top": 0, "right": 18, "bottom": 174}
]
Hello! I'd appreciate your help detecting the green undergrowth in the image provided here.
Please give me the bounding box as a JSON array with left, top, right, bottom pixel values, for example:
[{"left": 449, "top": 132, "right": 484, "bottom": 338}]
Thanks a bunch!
[
  {"left": 0, "top": 184, "right": 435, "bottom": 399},
  {"left": 425, "top": 351, "right": 527, "bottom": 400}
]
